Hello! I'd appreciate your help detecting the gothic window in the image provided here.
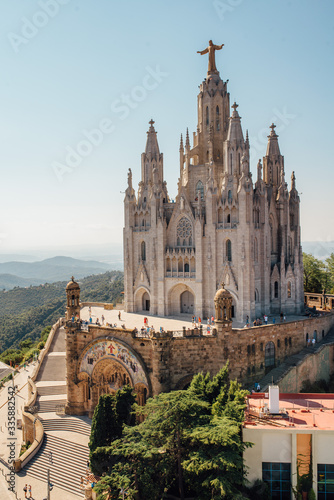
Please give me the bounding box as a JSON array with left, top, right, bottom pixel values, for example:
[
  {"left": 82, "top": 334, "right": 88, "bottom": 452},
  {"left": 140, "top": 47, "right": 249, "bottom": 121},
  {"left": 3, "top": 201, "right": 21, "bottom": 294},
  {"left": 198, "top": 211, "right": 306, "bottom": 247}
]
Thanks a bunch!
[
  {"left": 177, "top": 217, "right": 193, "bottom": 247},
  {"left": 178, "top": 257, "right": 183, "bottom": 273},
  {"left": 166, "top": 258, "right": 171, "bottom": 272},
  {"left": 226, "top": 239, "right": 232, "bottom": 262},
  {"left": 189, "top": 236, "right": 192, "bottom": 247},
  {"left": 228, "top": 190, "right": 232, "bottom": 204},
  {"left": 287, "top": 281, "right": 291, "bottom": 298},
  {"left": 274, "top": 281, "right": 279, "bottom": 299},
  {"left": 184, "top": 262, "right": 189, "bottom": 273},
  {"left": 206, "top": 106, "right": 209, "bottom": 126},
  {"left": 216, "top": 106, "right": 220, "bottom": 131},
  {"left": 141, "top": 241, "right": 146, "bottom": 261},
  {"left": 196, "top": 181, "right": 204, "bottom": 200},
  {"left": 227, "top": 213, "right": 231, "bottom": 223},
  {"left": 218, "top": 208, "right": 223, "bottom": 223},
  {"left": 230, "top": 153, "right": 233, "bottom": 174}
]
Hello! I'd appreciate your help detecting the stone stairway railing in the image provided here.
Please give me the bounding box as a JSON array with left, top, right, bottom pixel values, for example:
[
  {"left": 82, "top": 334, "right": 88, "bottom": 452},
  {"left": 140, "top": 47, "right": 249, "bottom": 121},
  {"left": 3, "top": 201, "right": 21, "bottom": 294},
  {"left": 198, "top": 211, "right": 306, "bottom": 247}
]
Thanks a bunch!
[
  {"left": 21, "top": 433, "right": 89, "bottom": 496},
  {"left": 258, "top": 326, "right": 334, "bottom": 391},
  {"left": 14, "top": 318, "right": 64, "bottom": 472}
]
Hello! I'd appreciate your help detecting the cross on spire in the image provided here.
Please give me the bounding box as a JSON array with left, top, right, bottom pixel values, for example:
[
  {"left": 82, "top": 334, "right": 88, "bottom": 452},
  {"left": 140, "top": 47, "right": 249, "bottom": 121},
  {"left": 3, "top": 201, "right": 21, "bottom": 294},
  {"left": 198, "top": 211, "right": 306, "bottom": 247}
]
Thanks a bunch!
[
  {"left": 231, "top": 102, "right": 238, "bottom": 111},
  {"left": 71, "top": 276, "right": 75, "bottom": 282},
  {"left": 149, "top": 119, "right": 155, "bottom": 127}
]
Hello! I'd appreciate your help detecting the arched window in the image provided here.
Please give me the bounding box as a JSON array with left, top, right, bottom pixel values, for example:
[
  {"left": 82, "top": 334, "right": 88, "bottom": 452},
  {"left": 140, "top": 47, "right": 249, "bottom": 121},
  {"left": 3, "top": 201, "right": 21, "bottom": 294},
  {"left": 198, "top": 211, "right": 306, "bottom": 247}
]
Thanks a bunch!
[
  {"left": 227, "top": 213, "right": 231, "bottom": 223},
  {"left": 184, "top": 262, "right": 189, "bottom": 273},
  {"left": 178, "top": 258, "right": 183, "bottom": 273},
  {"left": 228, "top": 190, "right": 233, "bottom": 203},
  {"left": 265, "top": 341, "right": 275, "bottom": 368},
  {"left": 254, "top": 237, "right": 258, "bottom": 262},
  {"left": 206, "top": 106, "right": 209, "bottom": 126},
  {"left": 216, "top": 106, "right": 220, "bottom": 131},
  {"left": 287, "top": 281, "right": 291, "bottom": 298},
  {"left": 226, "top": 239, "right": 232, "bottom": 262},
  {"left": 196, "top": 181, "right": 204, "bottom": 200},
  {"left": 274, "top": 281, "right": 279, "bottom": 299},
  {"left": 306, "top": 332, "right": 309, "bottom": 343},
  {"left": 141, "top": 241, "right": 146, "bottom": 261}
]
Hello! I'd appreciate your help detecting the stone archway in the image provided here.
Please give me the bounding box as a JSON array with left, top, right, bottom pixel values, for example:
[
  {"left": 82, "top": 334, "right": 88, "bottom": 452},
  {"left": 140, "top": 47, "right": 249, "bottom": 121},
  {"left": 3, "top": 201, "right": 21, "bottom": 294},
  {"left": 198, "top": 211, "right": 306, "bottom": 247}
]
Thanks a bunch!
[
  {"left": 168, "top": 284, "right": 195, "bottom": 315},
  {"left": 134, "top": 287, "right": 151, "bottom": 312},
  {"left": 91, "top": 358, "right": 132, "bottom": 408},
  {"left": 77, "top": 337, "right": 151, "bottom": 414}
]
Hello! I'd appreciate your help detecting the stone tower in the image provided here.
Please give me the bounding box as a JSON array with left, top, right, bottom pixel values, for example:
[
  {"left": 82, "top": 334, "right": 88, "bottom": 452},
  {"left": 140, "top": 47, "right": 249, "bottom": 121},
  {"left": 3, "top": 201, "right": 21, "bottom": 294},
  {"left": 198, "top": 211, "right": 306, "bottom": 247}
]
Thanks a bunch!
[
  {"left": 65, "top": 276, "right": 80, "bottom": 321},
  {"left": 123, "top": 43, "right": 304, "bottom": 323}
]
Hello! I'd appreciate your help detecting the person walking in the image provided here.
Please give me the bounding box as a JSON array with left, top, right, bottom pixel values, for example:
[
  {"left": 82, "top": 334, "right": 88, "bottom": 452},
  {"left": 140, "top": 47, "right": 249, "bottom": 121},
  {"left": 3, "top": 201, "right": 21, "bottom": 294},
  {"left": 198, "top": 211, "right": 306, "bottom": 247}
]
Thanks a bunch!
[
  {"left": 118, "top": 311, "right": 121, "bottom": 320},
  {"left": 28, "top": 485, "right": 32, "bottom": 498},
  {"left": 23, "top": 484, "right": 27, "bottom": 498}
]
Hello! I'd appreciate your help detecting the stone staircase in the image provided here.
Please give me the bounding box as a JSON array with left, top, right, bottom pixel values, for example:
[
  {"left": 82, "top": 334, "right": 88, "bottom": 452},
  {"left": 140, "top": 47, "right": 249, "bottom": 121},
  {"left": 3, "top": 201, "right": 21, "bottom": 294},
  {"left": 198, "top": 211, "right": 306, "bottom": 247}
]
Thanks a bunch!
[
  {"left": 36, "top": 398, "right": 67, "bottom": 413},
  {"left": 258, "top": 326, "right": 334, "bottom": 390},
  {"left": 40, "top": 417, "right": 91, "bottom": 437},
  {"left": 23, "top": 326, "right": 92, "bottom": 498},
  {"left": 22, "top": 434, "right": 89, "bottom": 496}
]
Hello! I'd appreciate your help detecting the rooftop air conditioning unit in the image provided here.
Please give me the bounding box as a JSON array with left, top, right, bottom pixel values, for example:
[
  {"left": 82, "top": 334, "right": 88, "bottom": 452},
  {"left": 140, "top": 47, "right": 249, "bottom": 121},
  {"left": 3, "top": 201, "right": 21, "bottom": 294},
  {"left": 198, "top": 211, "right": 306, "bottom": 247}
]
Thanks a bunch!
[{"left": 269, "top": 385, "right": 280, "bottom": 414}]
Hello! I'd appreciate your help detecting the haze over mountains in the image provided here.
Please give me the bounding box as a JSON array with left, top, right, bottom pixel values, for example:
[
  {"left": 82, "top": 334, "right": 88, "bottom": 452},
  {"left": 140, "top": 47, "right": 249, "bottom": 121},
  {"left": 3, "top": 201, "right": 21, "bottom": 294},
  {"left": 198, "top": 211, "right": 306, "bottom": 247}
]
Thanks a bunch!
[{"left": 0, "top": 256, "right": 117, "bottom": 290}]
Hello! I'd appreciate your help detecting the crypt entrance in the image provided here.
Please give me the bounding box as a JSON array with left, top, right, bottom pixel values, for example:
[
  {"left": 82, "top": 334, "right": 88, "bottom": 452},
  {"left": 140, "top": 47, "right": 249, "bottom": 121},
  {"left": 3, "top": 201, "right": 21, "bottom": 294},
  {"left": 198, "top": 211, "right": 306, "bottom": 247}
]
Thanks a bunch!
[
  {"left": 76, "top": 337, "right": 151, "bottom": 416},
  {"left": 91, "top": 358, "right": 132, "bottom": 407}
]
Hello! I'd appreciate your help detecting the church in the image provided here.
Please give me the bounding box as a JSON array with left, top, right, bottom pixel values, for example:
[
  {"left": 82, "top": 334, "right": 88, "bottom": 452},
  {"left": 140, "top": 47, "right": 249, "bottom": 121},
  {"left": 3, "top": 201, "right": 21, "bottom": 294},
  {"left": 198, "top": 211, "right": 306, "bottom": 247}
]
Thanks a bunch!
[{"left": 123, "top": 42, "right": 304, "bottom": 324}]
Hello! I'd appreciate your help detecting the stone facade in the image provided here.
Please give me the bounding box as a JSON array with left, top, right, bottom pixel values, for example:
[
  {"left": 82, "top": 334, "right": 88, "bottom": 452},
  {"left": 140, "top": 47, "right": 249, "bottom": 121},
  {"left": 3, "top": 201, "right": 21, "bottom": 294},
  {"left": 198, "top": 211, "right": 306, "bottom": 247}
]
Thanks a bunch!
[
  {"left": 64, "top": 279, "right": 334, "bottom": 417},
  {"left": 123, "top": 47, "right": 304, "bottom": 323}
]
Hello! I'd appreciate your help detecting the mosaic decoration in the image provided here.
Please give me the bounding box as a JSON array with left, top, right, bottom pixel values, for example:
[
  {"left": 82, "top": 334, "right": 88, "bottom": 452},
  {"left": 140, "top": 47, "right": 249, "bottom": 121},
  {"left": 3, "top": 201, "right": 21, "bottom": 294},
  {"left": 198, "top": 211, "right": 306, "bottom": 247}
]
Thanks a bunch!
[{"left": 79, "top": 339, "right": 148, "bottom": 387}]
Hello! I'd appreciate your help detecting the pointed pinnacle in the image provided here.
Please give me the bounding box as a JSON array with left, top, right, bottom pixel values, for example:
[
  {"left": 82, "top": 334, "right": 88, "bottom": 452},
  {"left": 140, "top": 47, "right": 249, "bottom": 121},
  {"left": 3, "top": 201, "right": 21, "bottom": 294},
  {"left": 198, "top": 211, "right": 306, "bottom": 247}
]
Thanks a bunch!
[
  {"left": 186, "top": 128, "right": 190, "bottom": 148},
  {"left": 179, "top": 133, "right": 183, "bottom": 150}
]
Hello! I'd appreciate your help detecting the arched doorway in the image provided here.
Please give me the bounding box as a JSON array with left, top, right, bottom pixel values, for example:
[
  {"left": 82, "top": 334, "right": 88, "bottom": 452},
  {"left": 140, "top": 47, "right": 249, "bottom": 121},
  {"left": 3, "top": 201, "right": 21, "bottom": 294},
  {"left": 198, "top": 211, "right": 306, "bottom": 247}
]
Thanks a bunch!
[
  {"left": 142, "top": 292, "right": 150, "bottom": 311},
  {"left": 180, "top": 290, "right": 194, "bottom": 314},
  {"left": 265, "top": 341, "right": 275, "bottom": 373}
]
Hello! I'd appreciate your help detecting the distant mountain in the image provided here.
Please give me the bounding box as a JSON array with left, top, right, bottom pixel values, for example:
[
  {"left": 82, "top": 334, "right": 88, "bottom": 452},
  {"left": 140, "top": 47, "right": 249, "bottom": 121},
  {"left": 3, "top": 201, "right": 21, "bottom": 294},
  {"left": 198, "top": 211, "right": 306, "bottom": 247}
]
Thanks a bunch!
[
  {"left": 0, "top": 256, "right": 112, "bottom": 290},
  {"left": 302, "top": 241, "right": 334, "bottom": 260},
  {"left": 0, "top": 274, "right": 42, "bottom": 290}
]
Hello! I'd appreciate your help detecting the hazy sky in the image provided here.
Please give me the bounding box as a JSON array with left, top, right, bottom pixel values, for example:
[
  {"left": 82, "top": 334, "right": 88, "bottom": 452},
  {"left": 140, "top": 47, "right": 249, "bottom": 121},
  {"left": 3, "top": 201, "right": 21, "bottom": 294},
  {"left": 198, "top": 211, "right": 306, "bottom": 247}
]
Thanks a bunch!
[{"left": 0, "top": 0, "right": 333, "bottom": 258}]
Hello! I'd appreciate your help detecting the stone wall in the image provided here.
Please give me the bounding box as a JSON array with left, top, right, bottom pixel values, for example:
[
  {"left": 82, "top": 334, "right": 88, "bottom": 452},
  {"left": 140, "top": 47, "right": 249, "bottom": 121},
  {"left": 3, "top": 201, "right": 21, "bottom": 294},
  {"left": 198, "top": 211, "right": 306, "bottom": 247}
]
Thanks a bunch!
[
  {"left": 65, "top": 312, "right": 334, "bottom": 417},
  {"left": 278, "top": 343, "right": 334, "bottom": 393}
]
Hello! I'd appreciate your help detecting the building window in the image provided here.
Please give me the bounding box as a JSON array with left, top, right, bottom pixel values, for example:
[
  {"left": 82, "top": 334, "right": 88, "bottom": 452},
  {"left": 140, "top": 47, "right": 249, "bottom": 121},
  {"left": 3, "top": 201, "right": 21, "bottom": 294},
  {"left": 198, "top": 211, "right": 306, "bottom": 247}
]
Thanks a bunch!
[
  {"left": 228, "top": 190, "right": 233, "bottom": 203},
  {"left": 216, "top": 105, "right": 220, "bottom": 131},
  {"left": 277, "top": 339, "right": 281, "bottom": 348},
  {"left": 227, "top": 213, "right": 231, "bottom": 223},
  {"left": 265, "top": 342, "right": 275, "bottom": 369},
  {"left": 252, "top": 344, "right": 255, "bottom": 354},
  {"left": 274, "top": 281, "right": 279, "bottom": 299},
  {"left": 196, "top": 180, "right": 204, "bottom": 200},
  {"left": 206, "top": 106, "right": 209, "bottom": 126},
  {"left": 184, "top": 262, "right": 189, "bottom": 273},
  {"left": 287, "top": 281, "right": 291, "bottom": 299},
  {"left": 262, "top": 462, "right": 291, "bottom": 500},
  {"left": 141, "top": 241, "right": 146, "bottom": 261},
  {"left": 318, "top": 463, "right": 334, "bottom": 499},
  {"left": 226, "top": 239, "right": 232, "bottom": 262},
  {"left": 247, "top": 345, "right": 251, "bottom": 355},
  {"left": 177, "top": 217, "right": 193, "bottom": 247},
  {"left": 289, "top": 337, "right": 292, "bottom": 346}
]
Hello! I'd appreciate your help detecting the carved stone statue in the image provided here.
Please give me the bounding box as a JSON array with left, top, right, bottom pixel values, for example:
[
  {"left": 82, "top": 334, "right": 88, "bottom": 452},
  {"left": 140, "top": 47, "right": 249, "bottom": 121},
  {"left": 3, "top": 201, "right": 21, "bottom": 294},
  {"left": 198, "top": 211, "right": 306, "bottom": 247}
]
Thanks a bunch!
[
  {"left": 197, "top": 40, "right": 224, "bottom": 73},
  {"left": 127, "top": 168, "right": 132, "bottom": 189}
]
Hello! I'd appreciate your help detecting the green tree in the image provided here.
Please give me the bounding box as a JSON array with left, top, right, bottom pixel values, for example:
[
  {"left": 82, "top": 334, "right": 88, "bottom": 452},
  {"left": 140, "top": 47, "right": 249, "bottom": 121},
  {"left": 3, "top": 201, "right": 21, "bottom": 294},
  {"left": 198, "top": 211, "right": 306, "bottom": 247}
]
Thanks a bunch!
[
  {"left": 325, "top": 253, "right": 334, "bottom": 293},
  {"left": 303, "top": 253, "right": 326, "bottom": 293},
  {"left": 93, "top": 366, "right": 250, "bottom": 500}
]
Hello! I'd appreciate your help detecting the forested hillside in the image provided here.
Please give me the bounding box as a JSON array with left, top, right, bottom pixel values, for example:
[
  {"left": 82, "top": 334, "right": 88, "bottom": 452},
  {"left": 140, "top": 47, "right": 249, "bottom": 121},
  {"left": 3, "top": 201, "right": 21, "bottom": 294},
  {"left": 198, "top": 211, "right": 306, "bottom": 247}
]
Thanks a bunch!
[{"left": 0, "top": 271, "right": 124, "bottom": 353}]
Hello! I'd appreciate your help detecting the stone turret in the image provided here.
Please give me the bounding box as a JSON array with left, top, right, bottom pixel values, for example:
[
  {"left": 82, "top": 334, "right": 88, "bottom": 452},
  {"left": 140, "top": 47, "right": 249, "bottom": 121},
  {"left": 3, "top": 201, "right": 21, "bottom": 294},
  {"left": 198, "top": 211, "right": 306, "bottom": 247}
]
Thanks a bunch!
[
  {"left": 66, "top": 277, "right": 80, "bottom": 321},
  {"left": 214, "top": 283, "right": 233, "bottom": 335}
]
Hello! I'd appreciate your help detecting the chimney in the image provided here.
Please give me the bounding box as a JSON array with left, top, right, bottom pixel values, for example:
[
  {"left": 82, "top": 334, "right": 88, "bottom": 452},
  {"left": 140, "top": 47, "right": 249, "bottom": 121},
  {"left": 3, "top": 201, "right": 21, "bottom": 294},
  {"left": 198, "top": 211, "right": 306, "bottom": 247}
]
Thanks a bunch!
[{"left": 269, "top": 385, "right": 280, "bottom": 414}]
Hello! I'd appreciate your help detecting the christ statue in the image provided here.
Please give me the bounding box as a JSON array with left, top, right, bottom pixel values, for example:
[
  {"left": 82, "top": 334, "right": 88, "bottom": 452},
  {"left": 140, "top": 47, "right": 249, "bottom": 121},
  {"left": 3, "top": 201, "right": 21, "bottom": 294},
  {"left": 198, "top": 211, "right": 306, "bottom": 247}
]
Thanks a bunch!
[{"left": 197, "top": 40, "right": 224, "bottom": 73}]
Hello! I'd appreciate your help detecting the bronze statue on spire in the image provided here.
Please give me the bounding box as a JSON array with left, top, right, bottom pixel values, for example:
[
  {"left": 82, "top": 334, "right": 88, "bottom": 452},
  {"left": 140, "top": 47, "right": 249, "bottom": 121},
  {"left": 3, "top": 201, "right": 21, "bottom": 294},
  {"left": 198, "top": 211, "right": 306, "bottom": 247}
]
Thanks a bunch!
[{"left": 197, "top": 40, "right": 224, "bottom": 73}]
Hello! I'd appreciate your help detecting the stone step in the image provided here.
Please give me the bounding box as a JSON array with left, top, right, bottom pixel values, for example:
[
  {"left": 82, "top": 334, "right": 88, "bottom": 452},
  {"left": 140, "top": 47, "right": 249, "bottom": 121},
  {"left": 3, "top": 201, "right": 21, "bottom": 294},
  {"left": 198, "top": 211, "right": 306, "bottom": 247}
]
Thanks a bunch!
[
  {"left": 24, "top": 434, "right": 89, "bottom": 496},
  {"left": 37, "top": 400, "right": 67, "bottom": 412},
  {"left": 38, "top": 386, "right": 67, "bottom": 396},
  {"left": 40, "top": 418, "right": 91, "bottom": 436}
]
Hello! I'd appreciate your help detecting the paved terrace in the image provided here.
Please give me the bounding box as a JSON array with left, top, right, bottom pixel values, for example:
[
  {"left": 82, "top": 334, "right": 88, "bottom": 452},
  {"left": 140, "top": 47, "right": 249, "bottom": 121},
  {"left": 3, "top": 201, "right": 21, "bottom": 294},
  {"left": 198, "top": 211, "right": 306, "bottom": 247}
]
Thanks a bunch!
[{"left": 80, "top": 305, "right": 311, "bottom": 332}]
